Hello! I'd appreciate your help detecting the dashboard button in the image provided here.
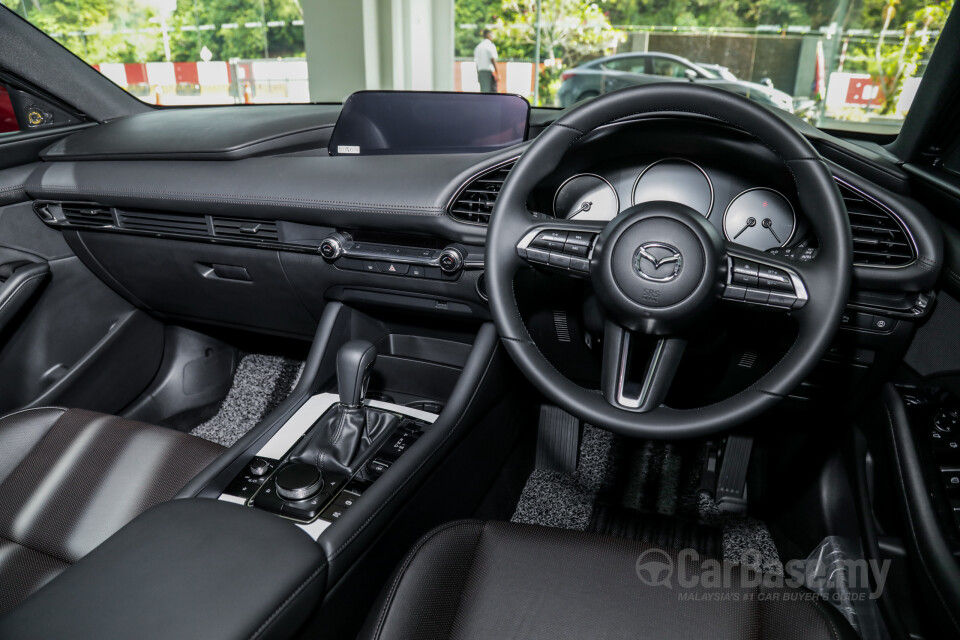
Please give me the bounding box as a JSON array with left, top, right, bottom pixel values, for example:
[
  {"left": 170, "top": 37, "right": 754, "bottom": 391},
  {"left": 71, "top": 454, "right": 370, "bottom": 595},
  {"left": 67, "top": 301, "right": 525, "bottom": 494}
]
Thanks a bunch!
[
  {"left": 563, "top": 242, "right": 589, "bottom": 257},
  {"left": 362, "top": 261, "right": 378, "bottom": 273},
  {"left": 408, "top": 265, "right": 424, "bottom": 278},
  {"left": 871, "top": 316, "right": 894, "bottom": 332},
  {"left": 942, "top": 467, "right": 960, "bottom": 491},
  {"left": 377, "top": 262, "right": 409, "bottom": 275},
  {"left": 854, "top": 313, "right": 874, "bottom": 329}
]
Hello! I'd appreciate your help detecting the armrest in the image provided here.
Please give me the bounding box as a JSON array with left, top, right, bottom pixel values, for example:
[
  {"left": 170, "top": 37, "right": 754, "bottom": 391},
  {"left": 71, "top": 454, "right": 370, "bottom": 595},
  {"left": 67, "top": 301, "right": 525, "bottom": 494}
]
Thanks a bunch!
[{"left": 0, "top": 499, "right": 326, "bottom": 640}]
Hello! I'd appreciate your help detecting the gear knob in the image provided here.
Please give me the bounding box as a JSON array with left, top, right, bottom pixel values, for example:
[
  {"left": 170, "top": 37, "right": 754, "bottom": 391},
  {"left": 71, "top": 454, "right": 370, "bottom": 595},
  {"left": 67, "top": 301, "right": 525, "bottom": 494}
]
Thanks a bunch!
[{"left": 337, "top": 340, "right": 377, "bottom": 407}]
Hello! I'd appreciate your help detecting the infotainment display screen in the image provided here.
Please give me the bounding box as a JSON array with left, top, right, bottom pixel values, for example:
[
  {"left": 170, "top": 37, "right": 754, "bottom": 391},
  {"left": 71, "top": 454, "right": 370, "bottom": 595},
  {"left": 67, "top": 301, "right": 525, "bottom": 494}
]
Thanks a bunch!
[{"left": 328, "top": 91, "right": 530, "bottom": 156}]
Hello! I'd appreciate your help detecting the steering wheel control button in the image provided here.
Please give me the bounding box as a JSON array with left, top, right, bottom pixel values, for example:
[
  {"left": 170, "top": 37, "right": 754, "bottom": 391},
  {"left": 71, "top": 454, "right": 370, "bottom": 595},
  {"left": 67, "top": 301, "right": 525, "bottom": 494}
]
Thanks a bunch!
[
  {"left": 744, "top": 289, "right": 770, "bottom": 304},
  {"left": 722, "top": 285, "right": 747, "bottom": 301},
  {"left": 767, "top": 292, "right": 798, "bottom": 308},
  {"left": 563, "top": 242, "right": 589, "bottom": 257},
  {"left": 274, "top": 463, "right": 324, "bottom": 501},
  {"left": 566, "top": 232, "right": 593, "bottom": 246},
  {"left": 533, "top": 230, "right": 568, "bottom": 246},
  {"left": 569, "top": 257, "right": 590, "bottom": 272},
  {"left": 548, "top": 253, "right": 572, "bottom": 268}
]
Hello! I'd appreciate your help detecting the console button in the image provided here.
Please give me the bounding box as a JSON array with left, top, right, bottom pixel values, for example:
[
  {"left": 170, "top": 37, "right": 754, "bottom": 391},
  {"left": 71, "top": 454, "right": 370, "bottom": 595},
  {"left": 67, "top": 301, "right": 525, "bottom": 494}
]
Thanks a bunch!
[
  {"left": 366, "top": 458, "right": 392, "bottom": 477},
  {"left": 408, "top": 265, "right": 425, "bottom": 278},
  {"left": 321, "top": 503, "right": 346, "bottom": 521},
  {"left": 377, "top": 261, "right": 409, "bottom": 275},
  {"left": 563, "top": 242, "right": 589, "bottom": 257},
  {"left": 248, "top": 458, "right": 271, "bottom": 477},
  {"left": 282, "top": 494, "right": 328, "bottom": 521},
  {"left": 274, "top": 463, "right": 324, "bottom": 501},
  {"left": 361, "top": 261, "right": 378, "bottom": 273}
]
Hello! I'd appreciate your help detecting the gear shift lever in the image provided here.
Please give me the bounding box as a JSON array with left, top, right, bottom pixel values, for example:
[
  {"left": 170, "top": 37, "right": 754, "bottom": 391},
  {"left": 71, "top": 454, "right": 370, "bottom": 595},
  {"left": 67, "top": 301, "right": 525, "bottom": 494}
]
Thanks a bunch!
[
  {"left": 286, "top": 340, "right": 398, "bottom": 480},
  {"left": 337, "top": 340, "right": 377, "bottom": 408}
]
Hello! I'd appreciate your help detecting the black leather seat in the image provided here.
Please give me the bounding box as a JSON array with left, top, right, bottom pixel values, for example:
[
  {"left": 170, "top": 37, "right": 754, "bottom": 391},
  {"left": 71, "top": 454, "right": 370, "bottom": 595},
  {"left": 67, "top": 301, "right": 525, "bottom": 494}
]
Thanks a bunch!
[
  {"left": 361, "top": 520, "right": 858, "bottom": 640},
  {"left": 0, "top": 407, "right": 224, "bottom": 614}
]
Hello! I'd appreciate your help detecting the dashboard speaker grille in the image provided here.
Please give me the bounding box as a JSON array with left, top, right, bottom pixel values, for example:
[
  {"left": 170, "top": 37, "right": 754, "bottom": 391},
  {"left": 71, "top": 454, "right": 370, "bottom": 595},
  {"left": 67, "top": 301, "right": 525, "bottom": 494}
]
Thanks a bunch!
[
  {"left": 841, "top": 182, "right": 915, "bottom": 267},
  {"left": 448, "top": 160, "right": 516, "bottom": 224},
  {"left": 117, "top": 210, "right": 209, "bottom": 236},
  {"left": 60, "top": 204, "right": 115, "bottom": 227},
  {"left": 212, "top": 217, "right": 279, "bottom": 242}
]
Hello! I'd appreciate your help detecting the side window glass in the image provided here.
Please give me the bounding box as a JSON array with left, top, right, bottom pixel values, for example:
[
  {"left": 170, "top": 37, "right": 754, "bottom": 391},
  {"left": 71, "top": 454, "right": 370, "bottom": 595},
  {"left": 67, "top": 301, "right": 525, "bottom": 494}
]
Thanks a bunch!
[
  {"left": 652, "top": 59, "right": 689, "bottom": 78},
  {"left": 604, "top": 58, "right": 645, "bottom": 74}
]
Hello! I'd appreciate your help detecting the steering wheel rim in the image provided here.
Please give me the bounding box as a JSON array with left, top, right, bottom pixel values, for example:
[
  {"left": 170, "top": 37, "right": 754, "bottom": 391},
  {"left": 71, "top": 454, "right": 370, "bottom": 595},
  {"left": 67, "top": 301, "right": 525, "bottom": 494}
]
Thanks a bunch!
[{"left": 486, "top": 83, "right": 852, "bottom": 439}]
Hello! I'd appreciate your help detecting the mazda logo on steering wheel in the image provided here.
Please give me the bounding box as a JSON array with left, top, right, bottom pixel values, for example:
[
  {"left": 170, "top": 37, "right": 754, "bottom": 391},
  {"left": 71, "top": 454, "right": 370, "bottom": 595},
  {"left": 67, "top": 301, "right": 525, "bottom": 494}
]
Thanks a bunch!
[{"left": 634, "top": 242, "right": 683, "bottom": 282}]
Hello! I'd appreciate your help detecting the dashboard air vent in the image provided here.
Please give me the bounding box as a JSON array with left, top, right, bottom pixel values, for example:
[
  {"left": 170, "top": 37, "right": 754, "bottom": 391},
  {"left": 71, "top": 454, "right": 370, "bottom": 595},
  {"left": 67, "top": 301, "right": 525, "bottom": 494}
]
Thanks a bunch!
[
  {"left": 212, "top": 218, "right": 279, "bottom": 242},
  {"left": 840, "top": 182, "right": 915, "bottom": 267},
  {"left": 449, "top": 160, "right": 516, "bottom": 224},
  {"left": 117, "top": 210, "right": 209, "bottom": 236},
  {"left": 61, "top": 204, "right": 114, "bottom": 227}
]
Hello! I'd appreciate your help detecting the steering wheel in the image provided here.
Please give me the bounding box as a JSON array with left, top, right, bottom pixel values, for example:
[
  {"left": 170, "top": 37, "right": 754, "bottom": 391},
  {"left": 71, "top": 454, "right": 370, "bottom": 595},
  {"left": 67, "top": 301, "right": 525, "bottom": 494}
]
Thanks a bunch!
[{"left": 486, "top": 84, "right": 852, "bottom": 439}]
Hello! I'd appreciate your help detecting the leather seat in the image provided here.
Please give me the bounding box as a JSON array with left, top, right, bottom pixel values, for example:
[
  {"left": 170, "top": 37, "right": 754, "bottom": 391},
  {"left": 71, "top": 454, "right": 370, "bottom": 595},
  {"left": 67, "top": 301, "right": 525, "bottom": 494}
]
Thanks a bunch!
[
  {"left": 0, "top": 407, "right": 224, "bottom": 614},
  {"left": 361, "top": 520, "right": 858, "bottom": 640}
]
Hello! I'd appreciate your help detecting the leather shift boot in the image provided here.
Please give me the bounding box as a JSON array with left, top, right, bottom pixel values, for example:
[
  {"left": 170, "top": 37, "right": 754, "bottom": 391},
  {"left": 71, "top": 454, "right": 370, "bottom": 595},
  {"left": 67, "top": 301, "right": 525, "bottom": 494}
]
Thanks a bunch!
[{"left": 289, "top": 405, "right": 398, "bottom": 477}]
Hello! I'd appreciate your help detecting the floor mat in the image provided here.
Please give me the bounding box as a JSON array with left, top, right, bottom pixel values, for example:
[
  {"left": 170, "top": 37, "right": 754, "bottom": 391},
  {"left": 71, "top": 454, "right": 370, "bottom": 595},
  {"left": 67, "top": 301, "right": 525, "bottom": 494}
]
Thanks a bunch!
[
  {"left": 190, "top": 354, "right": 303, "bottom": 447},
  {"left": 511, "top": 427, "right": 783, "bottom": 573}
]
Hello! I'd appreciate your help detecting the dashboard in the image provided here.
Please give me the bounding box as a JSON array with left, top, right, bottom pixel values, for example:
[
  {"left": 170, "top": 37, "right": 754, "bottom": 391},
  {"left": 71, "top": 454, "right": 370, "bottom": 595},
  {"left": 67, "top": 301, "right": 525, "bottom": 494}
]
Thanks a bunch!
[{"left": 551, "top": 157, "right": 799, "bottom": 252}]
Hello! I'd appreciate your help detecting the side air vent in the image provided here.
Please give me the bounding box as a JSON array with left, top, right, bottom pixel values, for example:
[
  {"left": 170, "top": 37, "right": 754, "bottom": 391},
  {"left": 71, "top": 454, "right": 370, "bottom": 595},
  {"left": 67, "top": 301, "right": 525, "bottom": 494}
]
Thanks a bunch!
[
  {"left": 448, "top": 160, "right": 516, "bottom": 224},
  {"left": 840, "top": 182, "right": 915, "bottom": 267},
  {"left": 117, "top": 210, "right": 209, "bottom": 236},
  {"left": 60, "top": 204, "right": 115, "bottom": 227},
  {"left": 212, "top": 217, "right": 279, "bottom": 242}
]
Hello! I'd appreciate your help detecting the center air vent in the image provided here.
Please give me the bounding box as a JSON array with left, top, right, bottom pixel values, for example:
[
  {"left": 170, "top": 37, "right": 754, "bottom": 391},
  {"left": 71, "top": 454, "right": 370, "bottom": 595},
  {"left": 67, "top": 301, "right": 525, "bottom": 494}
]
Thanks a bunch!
[
  {"left": 61, "top": 204, "right": 115, "bottom": 227},
  {"left": 840, "top": 182, "right": 915, "bottom": 267},
  {"left": 212, "top": 217, "right": 279, "bottom": 242},
  {"left": 449, "top": 160, "right": 516, "bottom": 224},
  {"left": 117, "top": 210, "right": 209, "bottom": 236}
]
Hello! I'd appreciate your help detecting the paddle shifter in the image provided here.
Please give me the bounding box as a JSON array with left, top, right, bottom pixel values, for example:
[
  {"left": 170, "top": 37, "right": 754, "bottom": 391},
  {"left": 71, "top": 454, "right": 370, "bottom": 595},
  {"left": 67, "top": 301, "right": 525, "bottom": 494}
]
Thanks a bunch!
[{"left": 276, "top": 340, "right": 398, "bottom": 502}]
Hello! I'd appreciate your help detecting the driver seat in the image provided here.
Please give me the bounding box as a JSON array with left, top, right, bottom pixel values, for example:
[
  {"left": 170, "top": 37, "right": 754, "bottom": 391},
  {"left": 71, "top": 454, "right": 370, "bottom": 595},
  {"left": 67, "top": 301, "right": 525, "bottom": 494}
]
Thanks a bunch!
[{"left": 360, "top": 520, "right": 857, "bottom": 640}]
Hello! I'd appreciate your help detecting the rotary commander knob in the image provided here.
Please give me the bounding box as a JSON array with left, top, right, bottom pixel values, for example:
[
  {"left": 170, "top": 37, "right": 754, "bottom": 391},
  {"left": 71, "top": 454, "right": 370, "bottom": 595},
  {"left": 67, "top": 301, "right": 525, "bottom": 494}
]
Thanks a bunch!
[
  {"left": 319, "top": 233, "right": 350, "bottom": 260},
  {"left": 438, "top": 246, "right": 464, "bottom": 273}
]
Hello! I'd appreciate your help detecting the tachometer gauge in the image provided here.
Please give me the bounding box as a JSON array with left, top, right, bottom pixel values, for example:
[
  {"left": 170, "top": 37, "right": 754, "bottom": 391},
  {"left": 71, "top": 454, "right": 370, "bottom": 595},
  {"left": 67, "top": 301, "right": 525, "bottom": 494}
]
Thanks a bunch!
[
  {"left": 632, "top": 158, "right": 713, "bottom": 217},
  {"left": 554, "top": 173, "right": 619, "bottom": 221},
  {"left": 723, "top": 188, "right": 796, "bottom": 251}
]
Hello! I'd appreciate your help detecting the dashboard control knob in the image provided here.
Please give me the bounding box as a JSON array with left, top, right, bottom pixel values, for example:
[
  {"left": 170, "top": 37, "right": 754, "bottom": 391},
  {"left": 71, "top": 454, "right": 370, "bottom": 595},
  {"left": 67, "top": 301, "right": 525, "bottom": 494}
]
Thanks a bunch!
[
  {"left": 319, "top": 234, "right": 347, "bottom": 260},
  {"left": 248, "top": 458, "right": 271, "bottom": 477},
  {"left": 274, "top": 463, "right": 324, "bottom": 501},
  {"left": 438, "top": 247, "right": 464, "bottom": 273}
]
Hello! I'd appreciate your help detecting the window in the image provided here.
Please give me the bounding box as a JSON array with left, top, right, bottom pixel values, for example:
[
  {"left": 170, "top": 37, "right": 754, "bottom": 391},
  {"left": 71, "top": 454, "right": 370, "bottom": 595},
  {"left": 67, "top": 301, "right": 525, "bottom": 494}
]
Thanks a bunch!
[
  {"left": 0, "top": 86, "right": 17, "bottom": 134},
  {"left": 1, "top": 0, "right": 953, "bottom": 135}
]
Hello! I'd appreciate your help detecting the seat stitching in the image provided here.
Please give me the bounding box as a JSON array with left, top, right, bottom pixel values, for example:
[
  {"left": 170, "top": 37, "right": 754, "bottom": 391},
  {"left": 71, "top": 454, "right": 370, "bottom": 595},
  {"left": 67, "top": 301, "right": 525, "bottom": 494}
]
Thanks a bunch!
[
  {"left": 248, "top": 561, "right": 328, "bottom": 640},
  {"left": 330, "top": 344, "right": 499, "bottom": 559},
  {"left": 369, "top": 521, "right": 479, "bottom": 640}
]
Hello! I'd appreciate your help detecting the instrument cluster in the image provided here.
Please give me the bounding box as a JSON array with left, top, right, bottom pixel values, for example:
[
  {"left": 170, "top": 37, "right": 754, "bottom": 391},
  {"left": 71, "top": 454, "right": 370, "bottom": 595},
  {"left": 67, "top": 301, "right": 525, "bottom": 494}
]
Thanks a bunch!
[{"left": 552, "top": 158, "right": 797, "bottom": 252}]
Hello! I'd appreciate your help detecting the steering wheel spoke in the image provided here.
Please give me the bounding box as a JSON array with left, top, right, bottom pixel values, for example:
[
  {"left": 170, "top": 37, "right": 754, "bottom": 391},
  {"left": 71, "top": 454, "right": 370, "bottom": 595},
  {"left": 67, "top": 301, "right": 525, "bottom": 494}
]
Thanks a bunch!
[
  {"left": 721, "top": 243, "right": 810, "bottom": 313},
  {"left": 601, "top": 322, "right": 686, "bottom": 413},
  {"left": 516, "top": 220, "right": 605, "bottom": 278}
]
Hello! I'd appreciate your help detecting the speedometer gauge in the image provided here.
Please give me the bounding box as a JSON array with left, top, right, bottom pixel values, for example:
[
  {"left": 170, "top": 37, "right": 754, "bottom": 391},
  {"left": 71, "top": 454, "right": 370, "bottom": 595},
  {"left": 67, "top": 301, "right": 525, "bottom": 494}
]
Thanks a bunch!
[
  {"left": 723, "top": 188, "right": 796, "bottom": 251},
  {"left": 554, "top": 174, "right": 619, "bottom": 221},
  {"left": 632, "top": 158, "right": 713, "bottom": 217}
]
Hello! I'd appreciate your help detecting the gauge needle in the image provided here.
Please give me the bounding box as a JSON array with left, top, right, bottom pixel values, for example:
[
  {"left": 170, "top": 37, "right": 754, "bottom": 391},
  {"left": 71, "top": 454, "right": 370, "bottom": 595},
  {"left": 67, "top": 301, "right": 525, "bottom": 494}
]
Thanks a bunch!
[
  {"left": 733, "top": 217, "right": 756, "bottom": 239},
  {"left": 762, "top": 218, "right": 782, "bottom": 244},
  {"left": 572, "top": 201, "right": 593, "bottom": 216}
]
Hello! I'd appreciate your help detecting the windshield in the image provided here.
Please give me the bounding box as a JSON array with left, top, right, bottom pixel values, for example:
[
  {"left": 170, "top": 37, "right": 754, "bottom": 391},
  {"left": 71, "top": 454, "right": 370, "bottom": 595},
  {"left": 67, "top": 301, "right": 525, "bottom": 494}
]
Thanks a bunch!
[{"left": 1, "top": 0, "right": 952, "bottom": 135}]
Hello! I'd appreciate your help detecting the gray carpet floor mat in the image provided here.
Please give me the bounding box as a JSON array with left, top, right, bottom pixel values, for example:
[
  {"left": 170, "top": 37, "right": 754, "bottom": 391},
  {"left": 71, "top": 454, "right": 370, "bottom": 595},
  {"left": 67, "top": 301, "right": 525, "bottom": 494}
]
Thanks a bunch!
[
  {"left": 190, "top": 354, "right": 303, "bottom": 447},
  {"left": 512, "top": 425, "right": 783, "bottom": 574}
]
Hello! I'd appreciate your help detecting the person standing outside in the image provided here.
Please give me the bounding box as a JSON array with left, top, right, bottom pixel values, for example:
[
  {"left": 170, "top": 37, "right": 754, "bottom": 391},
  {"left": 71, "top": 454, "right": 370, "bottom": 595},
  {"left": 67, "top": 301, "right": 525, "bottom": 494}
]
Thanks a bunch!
[{"left": 474, "top": 29, "right": 499, "bottom": 93}]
